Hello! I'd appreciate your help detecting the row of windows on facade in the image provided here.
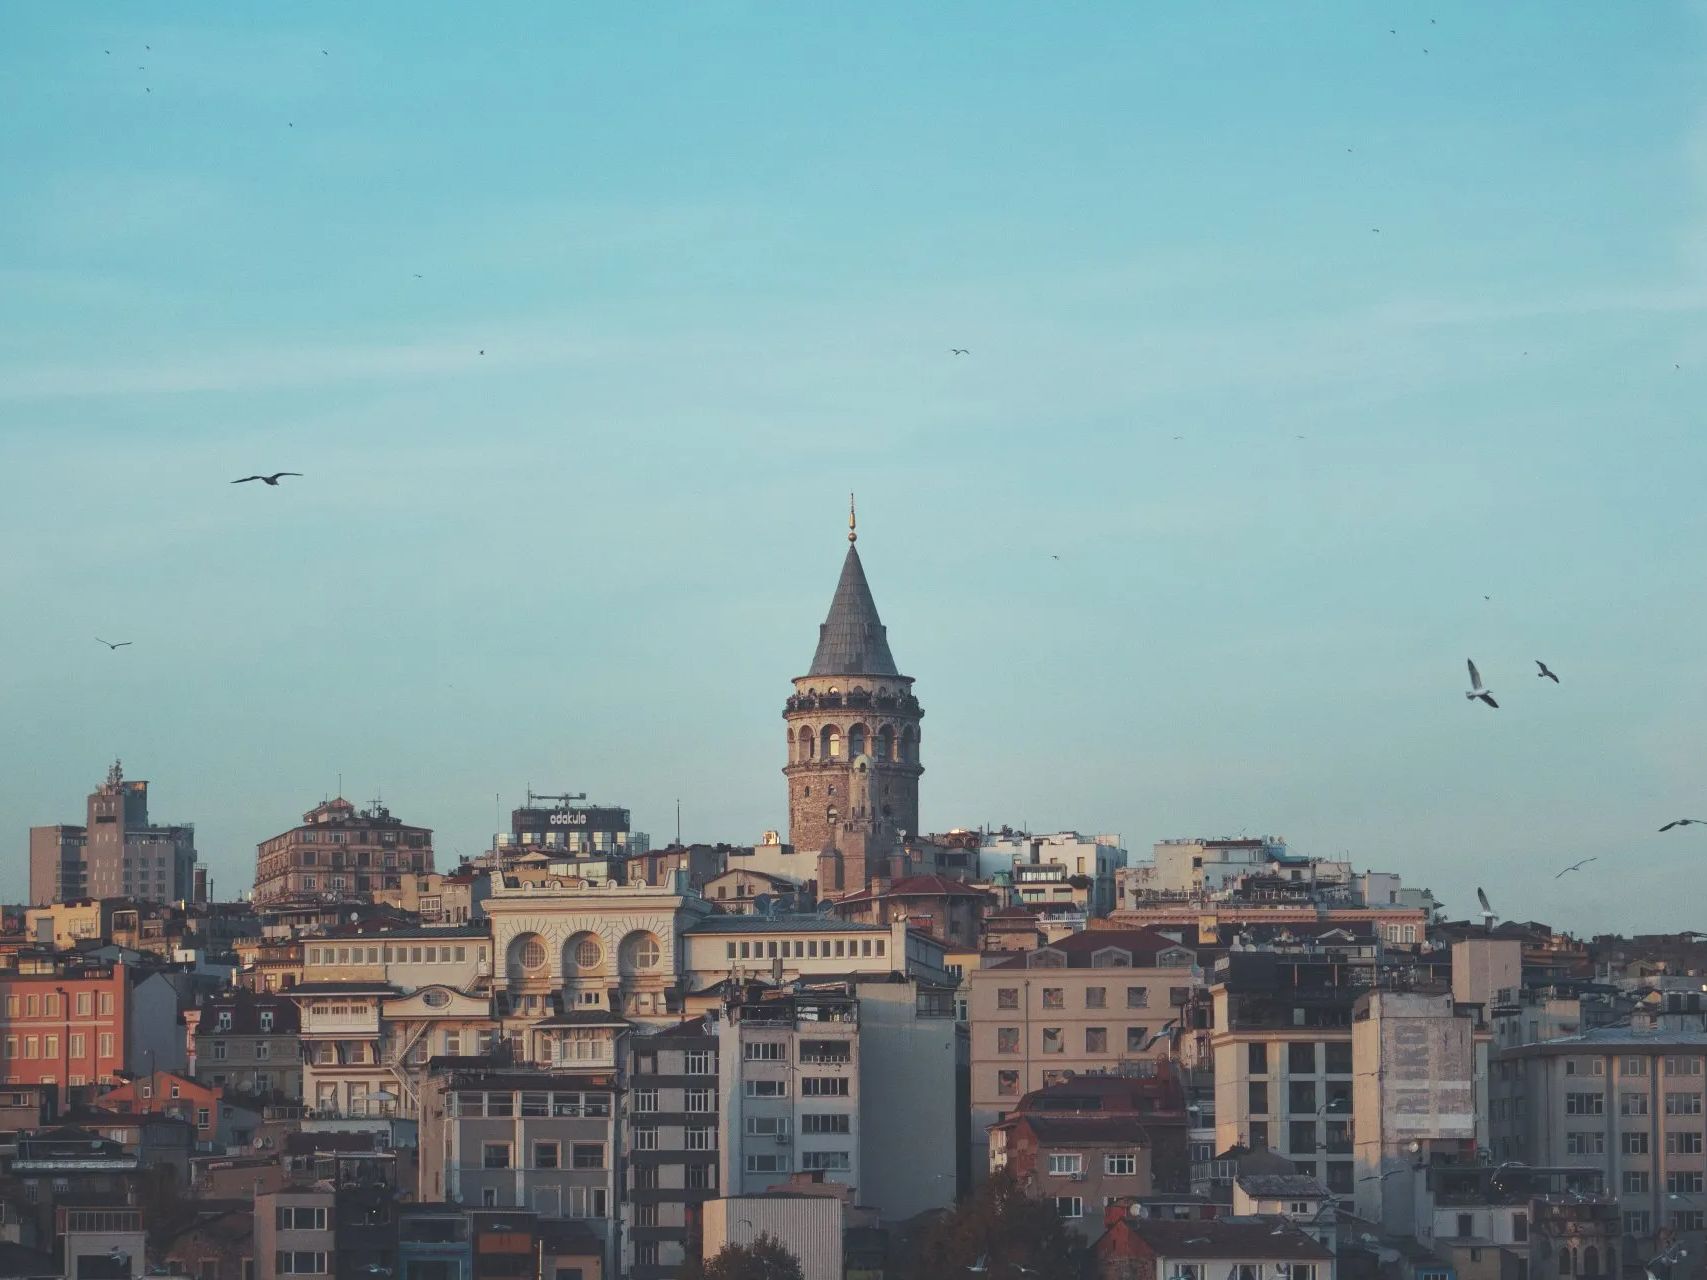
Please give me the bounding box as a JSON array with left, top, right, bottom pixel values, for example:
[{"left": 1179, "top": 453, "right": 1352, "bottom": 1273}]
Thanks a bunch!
[
  {"left": 285, "top": 874, "right": 408, "bottom": 892},
  {"left": 994, "top": 1025, "right": 1165, "bottom": 1056},
  {"left": 1242, "top": 1042, "right": 1359, "bottom": 1074},
  {"left": 512, "top": 933, "right": 657, "bottom": 973},
  {"left": 1558, "top": 1090, "right": 1707, "bottom": 1116},
  {"left": 268, "top": 829, "right": 425, "bottom": 849},
  {"left": 1496, "top": 1054, "right": 1707, "bottom": 1079},
  {"left": 1151, "top": 1262, "right": 1319, "bottom": 1280},
  {"left": 1244, "top": 1081, "right": 1353, "bottom": 1115},
  {"left": 995, "top": 985, "right": 1187, "bottom": 1011},
  {"left": 451, "top": 1091, "right": 612, "bottom": 1118},
  {"left": 478, "top": 1139, "right": 608, "bottom": 1170},
  {"left": 2, "top": 990, "right": 114, "bottom": 1018},
  {"left": 306, "top": 943, "right": 485, "bottom": 966},
  {"left": 725, "top": 937, "right": 885, "bottom": 962},
  {"left": 284, "top": 845, "right": 420, "bottom": 866},
  {"left": 1560, "top": 1130, "right": 1707, "bottom": 1155},
  {"left": 630, "top": 1076, "right": 852, "bottom": 1106},
  {"left": 2, "top": 1032, "right": 114, "bottom": 1061}
]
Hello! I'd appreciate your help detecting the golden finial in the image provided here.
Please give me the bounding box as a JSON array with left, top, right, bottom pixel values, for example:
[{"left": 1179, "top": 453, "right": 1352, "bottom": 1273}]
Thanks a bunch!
[{"left": 848, "top": 492, "right": 858, "bottom": 543}]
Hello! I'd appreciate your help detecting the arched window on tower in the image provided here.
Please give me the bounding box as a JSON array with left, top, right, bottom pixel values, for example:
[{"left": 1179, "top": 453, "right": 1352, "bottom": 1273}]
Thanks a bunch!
[
  {"left": 900, "top": 727, "right": 916, "bottom": 763},
  {"left": 1559, "top": 1247, "right": 1572, "bottom": 1276},
  {"left": 798, "top": 727, "right": 815, "bottom": 761},
  {"left": 875, "top": 725, "right": 895, "bottom": 761},
  {"left": 848, "top": 725, "right": 867, "bottom": 758},
  {"left": 822, "top": 725, "right": 841, "bottom": 760},
  {"left": 1583, "top": 1248, "right": 1599, "bottom": 1278}
]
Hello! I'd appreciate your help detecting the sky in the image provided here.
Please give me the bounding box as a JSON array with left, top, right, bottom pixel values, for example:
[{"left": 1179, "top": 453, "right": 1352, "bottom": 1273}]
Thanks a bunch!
[{"left": 3, "top": 3, "right": 1707, "bottom": 934}]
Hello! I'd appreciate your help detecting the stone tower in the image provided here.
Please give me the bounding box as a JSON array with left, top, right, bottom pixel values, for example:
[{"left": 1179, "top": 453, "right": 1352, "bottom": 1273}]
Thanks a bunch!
[{"left": 783, "top": 501, "right": 923, "bottom": 894}]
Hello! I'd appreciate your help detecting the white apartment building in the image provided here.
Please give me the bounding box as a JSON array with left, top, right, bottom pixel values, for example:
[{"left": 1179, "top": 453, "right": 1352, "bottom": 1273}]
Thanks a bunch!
[
  {"left": 977, "top": 831, "right": 1126, "bottom": 916},
  {"left": 679, "top": 915, "right": 948, "bottom": 990}
]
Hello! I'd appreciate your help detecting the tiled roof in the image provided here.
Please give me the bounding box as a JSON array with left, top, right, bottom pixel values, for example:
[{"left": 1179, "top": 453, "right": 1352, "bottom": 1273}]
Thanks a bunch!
[
  {"left": 532, "top": 1010, "right": 631, "bottom": 1029},
  {"left": 1237, "top": 1173, "right": 1330, "bottom": 1198},
  {"left": 1003, "top": 1113, "right": 1155, "bottom": 1144},
  {"left": 985, "top": 927, "right": 1195, "bottom": 969},
  {"left": 807, "top": 545, "right": 900, "bottom": 677},
  {"left": 685, "top": 914, "right": 888, "bottom": 934},
  {"left": 837, "top": 875, "right": 989, "bottom": 904}
]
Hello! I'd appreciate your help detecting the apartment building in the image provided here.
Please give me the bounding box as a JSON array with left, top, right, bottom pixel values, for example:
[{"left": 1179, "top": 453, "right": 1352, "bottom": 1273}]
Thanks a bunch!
[
  {"left": 716, "top": 983, "right": 862, "bottom": 1200},
  {"left": 680, "top": 914, "right": 947, "bottom": 988},
  {"left": 368, "top": 866, "right": 491, "bottom": 924},
  {"left": 1492, "top": 1026, "right": 1707, "bottom": 1259},
  {"left": 967, "top": 928, "right": 1201, "bottom": 1172},
  {"left": 191, "top": 989, "right": 302, "bottom": 1101},
  {"left": 28, "top": 761, "right": 199, "bottom": 906},
  {"left": 297, "top": 923, "right": 492, "bottom": 994},
  {"left": 254, "top": 1187, "right": 336, "bottom": 1280},
  {"left": 988, "top": 1074, "right": 1190, "bottom": 1238},
  {"left": 252, "top": 796, "right": 433, "bottom": 905},
  {"left": 418, "top": 1065, "right": 622, "bottom": 1273},
  {"left": 624, "top": 1019, "right": 722, "bottom": 1280},
  {"left": 0, "top": 958, "right": 183, "bottom": 1088}
]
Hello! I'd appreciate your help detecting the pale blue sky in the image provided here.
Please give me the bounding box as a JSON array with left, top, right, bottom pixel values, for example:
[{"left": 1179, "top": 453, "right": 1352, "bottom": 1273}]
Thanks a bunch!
[{"left": 4, "top": 3, "right": 1706, "bottom": 932}]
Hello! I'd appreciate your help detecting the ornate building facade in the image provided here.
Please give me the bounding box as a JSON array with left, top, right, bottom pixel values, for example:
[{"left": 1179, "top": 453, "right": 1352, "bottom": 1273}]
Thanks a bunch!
[{"left": 783, "top": 505, "right": 923, "bottom": 894}]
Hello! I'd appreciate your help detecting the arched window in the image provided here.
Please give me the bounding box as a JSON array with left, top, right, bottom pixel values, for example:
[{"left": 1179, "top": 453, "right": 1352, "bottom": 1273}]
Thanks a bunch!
[
  {"left": 799, "top": 727, "right": 815, "bottom": 760},
  {"left": 1583, "top": 1249, "right": 1598, "bottom": 1277},
  {"left": 822, "top": 725, "right": 841, "bottom": 759},
  {"left": 1558, "top": 1247, "right": 1572, "bottom": 1276},
  {"left": 564, "top": 932, "right": 602, "bottom": 975},
  {"left": 509, "top": 932, "right": 548, "bottom": 979},
  {"left": 900, "top": 727, "right": 917, "bottom": 763},
  {"left": 876, "top": 725, "right": 895, "bottom": 761},
  {"left": 848, "top": 724, "right": 867, "bottom": 758},
  {"left": 620, "top": 931, "right": 662, "bottom": 975}
]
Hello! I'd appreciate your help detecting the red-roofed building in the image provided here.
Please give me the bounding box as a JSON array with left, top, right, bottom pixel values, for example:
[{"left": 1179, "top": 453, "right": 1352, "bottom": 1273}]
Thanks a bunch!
[
  {"left": 829, "top": 873, "right": 993, "bottom": 947},
  {"left": 1092, "top": 1215, "right": 1335, "bottom": 1280},
  {"left": 990, "top": 1073, "right": 1191, "bottom": 1238}
]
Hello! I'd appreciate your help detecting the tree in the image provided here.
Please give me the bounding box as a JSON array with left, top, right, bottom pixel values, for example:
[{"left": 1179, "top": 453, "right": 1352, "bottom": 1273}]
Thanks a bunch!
[
  {"left": 699, "top": 1232, "right": 806, "bottom": 1280},
  {"left": 903, "top": 1167, "right": 1083, "bottom": 1280}
]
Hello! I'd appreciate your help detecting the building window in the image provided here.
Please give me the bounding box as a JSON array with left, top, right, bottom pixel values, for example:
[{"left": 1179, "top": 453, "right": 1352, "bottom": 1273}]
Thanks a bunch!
[
  {"left": 997, "top": 1028, "right": 1020, "bottom": 1055},
  {"left": 572, "top": 1143, "right": 605, "bottom": 1169},
  {"left": 685, "top": 1050, "right": 715, "bottom": 1074},
  {"left": 745, "top": 1042, "right": 785, "bottom": 1061},
  {"left": 1667, "top": 1056, "right": 1704, "bottom": 1076},
  {"left": 1249, "top": 1082, "right": 1269, "bottom": 1115},
  {"left": 1668, "top": 1172, "right": 1705, "bottom": 1194},
  {"left": 686, "top": 1127, "right": 716, "bottom": 1151},
  {"left": 686, "top": 1089, "right": 715, "bottom": 1113},
  {"left": 1623, "top": 1132, "right": 1649, "bottom": 1155},
  {"left": 1041, "top": 988, "right": 1064, "bottom": 1010},
  {"left": 482, "top": 1143, "right": 511, "bottom": 1169},
  {"left": 1625, "top": 1211, "right": 1651, "bottom": 1236},
  {"left": 1624, "top": 1171, "right": 1650, "bottom": 1194},
  {"left": 1621, "top": 1092, "right": 1649, "bottom": 1116},
  {"left": 1054, "top": 1197, "right": 1083, "bottom": 1219},
  {"left": 996, "top": 988, "right": 1019, "bottom": 1010},
  {"left": 632, "top": 1127, "right": 657, "bottom": 1152},
  {"left": 1289, "top": 1042, "right": 1317, "bottom": 1074},
  {"left": 803, "top": 1113, "right": 850, "bottom": 1135},
  {"left": 274, "top": 1253, "right": 328, "bottom": 1275},
  {"left": 534, "top": 1141, "right": 560, "bottom": 1169},
  {"left": 687, "top": 1163, "right": 715, "bottom": 1190},
  {"left": 1668, "top": 1132, "right": 1704, "bottom": 1155},
  {"left": 1085, "top": 1028, "right": 1107, "bottom": 1054},
  {"left": 1085, "top": 987, "right": 1106, "bottom": 1009},
  {"left": 1047, "top": 1153, "right": 1084, "bottom": 1177},
  {"left": 745, "top": 1080, "right": 789, "bottom": 1098},
  {"left": 802, "top": 1077, "right": 849, "bottom": 1097},
  {"left": 632, "top": 1090, "right": 658, "bottom": 1113},
  {"left": 1248, "top": 1043, "right": 1268, "bottom": 1073},
  {"left": 1565, "top": 1132, "right": 1604, "bottom": 1156},
  {"left": 1566, "top": 1092, "right": 1604, "bottom": 1115},
  {"left": 1289, "top": 1081, "right": 1317, "bottom": 1114},
  {"left": 997, "top": 1070, "right": 1020, "bottom": 1097},
  {"left": 801, "top": 1150, "right": 851, "bottom": 1171},
  {"left": 745, "top": 1155, "right": 789, "bottom": 1174},
  {"left": 1040, "top": 1028, "right": 1064, "bottom": 1055},
  {"left": 1127, "top": 987, "right": 1150, "bottom": 1010},
  {"left": 276, "top": 1207, "right": 328, "bottom": 1230},
  {"left": 1105, "top": 1154, "right": 1138, "bottom": 1176},
  {"left": 1666, "top": 1092, "right": 1703, "bottom": 1116}
]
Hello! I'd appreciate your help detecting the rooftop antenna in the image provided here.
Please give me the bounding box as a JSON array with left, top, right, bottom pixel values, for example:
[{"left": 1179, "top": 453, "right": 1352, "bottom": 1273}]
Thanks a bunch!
[
  {"left": 848, "top": 492, "right": 857, "bottom": 543},
  {"left": 676, "top": 799, "right": 681, "bottom": 846}
]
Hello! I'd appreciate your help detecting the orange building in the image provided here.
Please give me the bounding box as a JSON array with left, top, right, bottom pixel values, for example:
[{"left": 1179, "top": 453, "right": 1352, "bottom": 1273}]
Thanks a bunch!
[{"left": 0, "top": 961, "right": 133, "bottom": 1089}]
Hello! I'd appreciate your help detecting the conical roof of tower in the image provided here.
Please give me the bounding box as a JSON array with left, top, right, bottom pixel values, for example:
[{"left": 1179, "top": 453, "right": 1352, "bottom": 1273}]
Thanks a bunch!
[{"left": 807, "top": 544, "right": 900, "bottom": 677}]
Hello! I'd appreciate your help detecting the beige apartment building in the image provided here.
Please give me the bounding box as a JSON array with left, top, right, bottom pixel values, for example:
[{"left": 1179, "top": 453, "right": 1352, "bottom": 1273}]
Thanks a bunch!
[
  {"left": 1492, "top": 1026, "right": 1707, "bottom": 1255},
  {"left": 967, "top": 928, "right": 1201, "bottom": 1171}
]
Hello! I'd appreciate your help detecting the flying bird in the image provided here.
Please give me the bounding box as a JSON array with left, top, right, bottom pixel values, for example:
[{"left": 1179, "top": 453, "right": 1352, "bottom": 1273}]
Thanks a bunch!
[
  {"left": 1659, "top": 819, "right": 1707, "bottom": 832},
  {"left": 231, "top": 472, "right": 302, "bottom": 486},
  {"left": 1465, "top": 659, "right": 1498, "bottom": 708},
  {"left": 1361, "top": 1168, "right": 1404, "bottom": 1182},
  {"left": 1555, "top": 857, "right": 1597, "bottom": 879},
  {"left": 95, "top": 638, "right": 132, "bottom": 650},
  {"left": 1536, "top": 660, "right": 1559, "bottom": 683},
  {"left": 1477, "top": 887, "right": 1497, "bottom": 928},
  {"left": 951, "top": 348, "right": 969, "bottom": 355}
]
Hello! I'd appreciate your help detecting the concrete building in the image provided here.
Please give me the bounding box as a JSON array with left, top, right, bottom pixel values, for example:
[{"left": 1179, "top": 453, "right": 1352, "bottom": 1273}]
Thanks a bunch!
[
  {"left": 783, "top": 509, "right": 923, "bottom": 893},
  {"left": 702, "top": 1193, "right": 843, "bottom": 1280},
  {"left": 679, "top": 914, "right": 947, "bottom": 990},
  {"left": 297, "top": 922, "right": 493, "bottom": 993},
  {"left": 252, "top": 796, "right": 433, "bottom": 905},
  {"left": 716, "top": 983, "right": 862, "bottom": 1200},
  {"left": 28, "top": 760, "right": 198, "bottom": 906},
  {"left": 988, "top": 1074, "right": 1190, "bottom": 1239},
  {"left": 967, "top": 928, "right": 1201, "bottom": 1171},
  {"left": 190, "top": 989, "right": 303, "bottom": 1102},
  {"left": 254, "top": 1187, "right": 336, "bottom": 1280},
  {"left": 623, "top": 1019, "right": 722, "bottom": 1280},
  {"left": 369, "top": 866, "right": 491, "bottom": 924},
  {"left": 1491, "top": 1025, "right": 1707, "bottom": 1261},
  {"left": 979, "top": 831, "right": 1127, "bottom": 917},
  {"left": 418, "top": 1065, "right": 621, "bottom": 1271}
]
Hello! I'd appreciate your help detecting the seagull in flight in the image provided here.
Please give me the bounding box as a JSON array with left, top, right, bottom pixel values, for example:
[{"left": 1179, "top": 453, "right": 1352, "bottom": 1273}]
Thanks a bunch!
[
  {"left": 1536, "top": 660, "right": 1559, "bottom": 683},
  {"left": 1555, "top": 857, "right": 1596, "bottom": 879},
  {"left": 1659, "top": 819, "right": 1707, "bottom": 832},
  {"left": 231, "top": 472, "right": 302, "bottom": 486},
  {"left": 1466, "top": 659, "right": 1498, "bottom": 707},
  {"left": 1361, "top": 1168, "right": 1404, "bottom": 1182},
  {"left": 950, "top": 348, "right": 969, "bottom": 355},
  {"left": 95, "top": 638, "right": 132, "bottom": 650},
  {"left": 1476, "top": 886, "right": 1498, "bottom": 928}
]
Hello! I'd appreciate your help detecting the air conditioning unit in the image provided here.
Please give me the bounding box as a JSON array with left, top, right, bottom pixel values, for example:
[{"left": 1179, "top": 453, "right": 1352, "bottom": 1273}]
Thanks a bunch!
[
  {"left": 775, "top": 1134, "right": 792, "bottom": 1145},
  {"left": 1070, "top": 1172, "right": 1085, "bottom": 1182}
]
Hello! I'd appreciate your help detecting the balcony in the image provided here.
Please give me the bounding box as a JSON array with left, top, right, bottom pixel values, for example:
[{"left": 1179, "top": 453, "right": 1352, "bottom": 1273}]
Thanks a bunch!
[{"left": 300, "top": 1011, "right": 381, "bottom": 1036}]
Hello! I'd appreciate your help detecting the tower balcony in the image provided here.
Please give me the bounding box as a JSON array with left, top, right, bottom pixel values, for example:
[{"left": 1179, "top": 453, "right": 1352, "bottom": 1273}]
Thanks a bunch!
[{"left": 784, "top": 691, "right": 921, "bottom": 716}]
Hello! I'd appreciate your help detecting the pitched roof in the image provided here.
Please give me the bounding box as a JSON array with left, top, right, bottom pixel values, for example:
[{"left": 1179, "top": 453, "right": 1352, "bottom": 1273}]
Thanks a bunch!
[
  {"left": 1000, "top": 1113, "right": 1157, "bottom": 1145},
  {"left": 807, "top": 545, "right": 900, "bottom": 677},
  {"left": 984, "top": 927, "right": 1196, "bottom": 970},
  {"left": 1129, "top": 1219, "right": 1335, "bottom": 1261},
  {"left": 838, "top": 875, "right": 989, "bottom": 904}
]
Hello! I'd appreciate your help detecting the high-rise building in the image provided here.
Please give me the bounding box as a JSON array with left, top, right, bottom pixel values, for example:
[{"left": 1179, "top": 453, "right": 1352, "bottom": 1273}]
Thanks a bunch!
[
  {"left": 783, "top": 503, "right": 923, "bottom": 895},
  {"left": 251, "top": 797, "right": 433, "bottom": 905},
  {"left": 28, "top": 760, "right": 198, "bottom": 906}
]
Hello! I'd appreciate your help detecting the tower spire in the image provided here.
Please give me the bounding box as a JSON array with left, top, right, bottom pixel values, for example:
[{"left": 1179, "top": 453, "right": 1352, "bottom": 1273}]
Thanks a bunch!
[{"left": 849, "top": 492, "right": 857, "bottom": 543}]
